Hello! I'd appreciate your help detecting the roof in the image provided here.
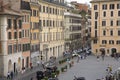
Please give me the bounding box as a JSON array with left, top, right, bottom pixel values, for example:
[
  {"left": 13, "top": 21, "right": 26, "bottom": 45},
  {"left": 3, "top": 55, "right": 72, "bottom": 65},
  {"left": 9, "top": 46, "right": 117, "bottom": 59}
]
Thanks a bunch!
[
  {"left": 0, "top": 0, "right": 22, "bottom": 16},
  {"left": 90, "top": 0, "right": 120, "bottom": 3},
  {"left": 21, "top": 1, "right": 31, "bottom": 10},
  {"left": 0, "top": 8, "right": 22, "bottom": 16}
]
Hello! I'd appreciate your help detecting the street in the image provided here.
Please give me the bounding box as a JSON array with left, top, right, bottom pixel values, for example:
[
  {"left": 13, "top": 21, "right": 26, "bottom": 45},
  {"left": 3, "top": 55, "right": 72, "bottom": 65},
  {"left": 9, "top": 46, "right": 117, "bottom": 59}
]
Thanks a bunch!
[
  {"left": 3, "top": 55, "right": 120, "bottom": 80},
  {"left": 58, "top": 55, "right": 120, "bottom": 80}
]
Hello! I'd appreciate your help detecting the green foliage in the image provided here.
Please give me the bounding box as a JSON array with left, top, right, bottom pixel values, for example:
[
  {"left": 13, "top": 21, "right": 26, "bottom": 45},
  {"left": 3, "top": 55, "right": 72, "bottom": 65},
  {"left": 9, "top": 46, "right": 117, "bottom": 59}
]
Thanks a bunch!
[
  {"left": 51, "top": 73, "right": 56, "bottom": 78},
  {"left": 79, "top": 10, "right": 87, "bottom": 18},
  {"left": 56, "top": 70, "right": 60, "bottom": 75}
]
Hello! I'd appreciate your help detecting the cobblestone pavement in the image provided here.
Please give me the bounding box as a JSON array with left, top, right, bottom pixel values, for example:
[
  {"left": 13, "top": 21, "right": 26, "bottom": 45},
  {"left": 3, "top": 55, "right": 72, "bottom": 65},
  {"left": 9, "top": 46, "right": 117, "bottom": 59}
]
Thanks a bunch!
[{"left": 58, "top": 55, "right": 120, "bottom": 80}]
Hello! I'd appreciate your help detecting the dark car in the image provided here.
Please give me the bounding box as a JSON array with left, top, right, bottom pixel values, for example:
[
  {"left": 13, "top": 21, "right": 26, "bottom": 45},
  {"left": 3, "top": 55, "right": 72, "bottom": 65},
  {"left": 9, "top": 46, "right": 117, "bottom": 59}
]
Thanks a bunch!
[
  {"left": 74, "top": 76, "right": 86, "bottom": 80},
  {"left": 36, "top": 71, "right": 44, "bottom": 80}
]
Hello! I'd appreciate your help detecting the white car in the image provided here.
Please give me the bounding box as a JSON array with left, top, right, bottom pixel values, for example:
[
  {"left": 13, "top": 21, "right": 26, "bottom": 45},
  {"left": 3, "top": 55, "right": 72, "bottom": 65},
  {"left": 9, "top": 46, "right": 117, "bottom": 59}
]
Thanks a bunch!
[{"left": 72, "top": 53, "right": 78, "bottom": 57}]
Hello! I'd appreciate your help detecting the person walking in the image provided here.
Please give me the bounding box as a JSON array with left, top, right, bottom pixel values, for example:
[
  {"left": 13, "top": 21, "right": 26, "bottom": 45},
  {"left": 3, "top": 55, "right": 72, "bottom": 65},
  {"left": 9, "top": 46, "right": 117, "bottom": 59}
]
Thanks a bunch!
[
  {"left": 101, "top": 52, "right": 105, "bottom": 61},
  {"left": 77, "top": 55, "right": 80, "bottom": 63},
  {"left": 7, "top": 71, "right": 10, "bottom": 79},
  {"left": 97, "top": 55, "right": 100, "bottom": 62},
  {"left": 10, "top": 71, "right": 13, "bottom": 79}
]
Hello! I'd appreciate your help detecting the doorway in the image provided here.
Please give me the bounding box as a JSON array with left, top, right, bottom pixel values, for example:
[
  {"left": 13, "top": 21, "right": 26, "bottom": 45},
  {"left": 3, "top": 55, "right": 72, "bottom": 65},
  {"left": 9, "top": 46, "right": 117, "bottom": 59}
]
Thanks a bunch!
[
  {"left": 14, "top": 63, "right": 16, "bottom": 73},
  {"left": 111, "top": 48, "right": 117, "bottom": 54}
]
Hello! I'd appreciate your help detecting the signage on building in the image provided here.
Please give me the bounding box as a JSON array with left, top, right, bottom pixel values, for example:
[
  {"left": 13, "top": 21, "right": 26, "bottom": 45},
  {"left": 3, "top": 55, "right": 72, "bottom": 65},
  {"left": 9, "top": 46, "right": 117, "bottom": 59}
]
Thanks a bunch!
[{"left": 100, "top": 45, "right": 106, "bottom": 47}]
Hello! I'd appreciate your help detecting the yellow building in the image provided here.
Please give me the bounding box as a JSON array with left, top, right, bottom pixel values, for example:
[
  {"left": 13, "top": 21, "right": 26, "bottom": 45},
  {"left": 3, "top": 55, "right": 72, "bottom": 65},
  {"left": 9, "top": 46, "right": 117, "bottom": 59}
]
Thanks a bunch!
[
  {"left": 38, "top": 0, "right": 67, "bottom": 61},
  {"left": 30, "top": 0, "right": 40, "bottom": 66},
  {"left": 91, "top": 0, "right": 120, "bottom": 56}
]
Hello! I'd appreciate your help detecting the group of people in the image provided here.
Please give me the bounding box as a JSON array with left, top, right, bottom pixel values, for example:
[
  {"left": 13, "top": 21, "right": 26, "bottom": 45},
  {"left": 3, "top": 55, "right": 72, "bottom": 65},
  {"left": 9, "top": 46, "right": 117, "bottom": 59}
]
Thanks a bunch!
[
  {"left": 96, "top": 52, "right": 120, "bottom": 62},
  {"left": 111, "top": 52, "right": 119, "bottom": 61},
  {"left": 77, "top": 53, "right": 87, "bottom": 63},
  {"left": 7, "top": 71, "right": 14, "bottom": 79}
]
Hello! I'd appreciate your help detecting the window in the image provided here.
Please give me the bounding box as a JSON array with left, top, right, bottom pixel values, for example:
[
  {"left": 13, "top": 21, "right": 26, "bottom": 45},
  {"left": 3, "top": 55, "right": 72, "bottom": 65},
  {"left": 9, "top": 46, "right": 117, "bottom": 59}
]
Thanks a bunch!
[
  {"left": 53, "top": 8, "right": 54, "bottom": 14},
  {"left": 93, "top": 40, "right": 97, "bottom": 44},
  {"left": 103, "top": 30, "right": 106, "bottom": 36},
  {"left": 118, "top": 11, "right": 120, "bottom": 16},
  {"left": 33, "top": 10, "right": 36, "bottom": 16},
  {"left": 47, "top": 20, "right": 49, "bottom": 26},
  {"left": 117, "top": 20, "right": 120, "bottom": 26},
  {"left": 22, "top": 30, "right": 24, "bottom": 37},
  {"left": 102, "top": 4, "right": 107, "bottom": 10},
  {"left": 95, "top": 12, "right": 98, "bottom": 19},
  {"left": 49, "top": 7, "right": 52, "bottom": 13},
  {"left": 95, "top": 21, "right": 97, "bottom": 29},
  {"left": 110, "top": 20, "right": 113, "bottom": 26},
  {"left": 102, "top": 21, "right": 106, "bottom": 26},
  {"left": 53, "top": 21, "right": 55, "bottom": 27},
  {"left": 18, "top": 44, "right": 22, "bottom": 52},
  {"left": 109, "top": 40, "right": 114, "bottom": 44},
  {"left": 46, "top": 7, "right": 48, "bottom": 13},
  {"left": 111, "top": 11, "right": 113, "bottom": 17},
  {"left": 94, "top": 5, "right": 97, "bottom": 10},
  {"left": 19, "top": 32, "right": 22, "bottom": 38},
  {"left": 102, "top": 40, "right": 107, "bottom": 44},
  {"left": 8, "top": 32, "right": 11, "bottom": 39},
  {"left": 8, "top": 45, "right": 12, "bottom": 54},
  {"left": 39, "top": 5, "right": 41, "bottom": 12},
  {"left": 55, "top": 9, "right": 57, "bottom": 14},
  {"left": 103, "top": 11, "right": 106, "bottom": 17},
  {"left": 19, "top": 20, "right": 22, "bottom": 29},
  {"left": 14, "top": 32, "right": 17, "bottom": 39},
  {"left": 117, "top": 4, "right": 120, "bottom": 9},
  {"left": 110, "top": 4, "right": 114, "bottom": 9},
  {"left": 110, "top": 30, "right": 113, "bottom": 36},
  {"left": 116, "top": 40, "right": 120, "bottom": 44},
  {"left": 43, "top": 6, "right": 45, "bottom": 12},
  {"left": 14, "top": 20, "right": 17, "bottom": 29},
  {"left": 95, "top": 30, "right": 97, "bottom": 37},
  {"left": 50, "top": 20, "right": 52, "bottom": 26},
  {"left": 43, "top": 20, "right": 45, "bottom": 26},
  {"left": 118, "top": 30, "right": 120, "bottom": 36},
  {"left": 13, "top": 44, "right": 17, "bottom": 53},
  {"left": 23, "top": 44, "right": 30, "bottom": 52},
  {"left": 7, "top": 19, "right": 12, "bottom": 29}
]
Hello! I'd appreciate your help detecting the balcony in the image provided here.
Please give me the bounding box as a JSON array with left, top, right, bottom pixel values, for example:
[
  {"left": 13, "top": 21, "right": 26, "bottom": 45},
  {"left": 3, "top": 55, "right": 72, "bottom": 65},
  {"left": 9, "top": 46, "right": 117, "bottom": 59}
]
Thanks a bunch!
[
  {"left": 91, "top": 37, "right": 98, "bottom": 40},
  {"left": 41, "top": 0, "right": 67, "bottom": 7}
]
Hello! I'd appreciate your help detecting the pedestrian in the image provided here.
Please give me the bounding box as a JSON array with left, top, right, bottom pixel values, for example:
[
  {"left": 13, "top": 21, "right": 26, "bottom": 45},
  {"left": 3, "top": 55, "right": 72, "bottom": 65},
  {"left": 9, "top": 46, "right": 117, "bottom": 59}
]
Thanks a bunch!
[
  {"left": 42, "top": 62, "right": 45, "bottom": 69},
  {"left": 10, "top": 71, "right": 13, "bottom": 79},
  {"left": 68, "top": 59, "right": 71, "bottom": 68},
  {"left": 7, "top": 71, "right": 10, "bottom": 79},
  {"left": 30, "top": 63, "right": 33, "bottom": 70},
  {"left": 101, "top": 54, "right": 105, "bottom": 61},
  {"left": 77, "top": 55, "right": 80, "bottom": 62},
  {"left": 37, "top": 61, "right": 40, "bottom": 66},
  {"left": 97, "top": 55, "right": 100, "bottom": 62}
]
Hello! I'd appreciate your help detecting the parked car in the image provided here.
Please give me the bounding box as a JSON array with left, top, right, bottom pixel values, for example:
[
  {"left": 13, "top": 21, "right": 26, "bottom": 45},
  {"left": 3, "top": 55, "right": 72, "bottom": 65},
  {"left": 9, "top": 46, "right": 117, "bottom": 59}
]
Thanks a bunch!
[
  {"left": 72, "top": 53, "right": 78, "bottom": 57},
  {"left": 73, "top": 76, "right": 86, "bottom": 80},
  {"left": 36, "top": 71, "right": 44, "bottom": 80}
]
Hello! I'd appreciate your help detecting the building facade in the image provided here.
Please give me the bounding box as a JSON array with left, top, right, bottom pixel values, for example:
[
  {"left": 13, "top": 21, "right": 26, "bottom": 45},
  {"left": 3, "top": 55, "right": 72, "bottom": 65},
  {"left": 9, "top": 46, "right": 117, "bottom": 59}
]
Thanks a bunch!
[
  {"left": 21, "top": 0, "right": 31, "bottom": 69},
  {"left": 38, "top": 0, "right": 66, "bottom": 62},
  {"left": 64, "top": 12, "right": 82, "bottom": 51},
  {"left": 91, "top": 0, "right": 120, "bottom": 56},
  {"left": 0, "top": 0, "right": 22, "bottom": 76},
  {"left": 30, "top": 0, "right": 40, "bottom": 66}
]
